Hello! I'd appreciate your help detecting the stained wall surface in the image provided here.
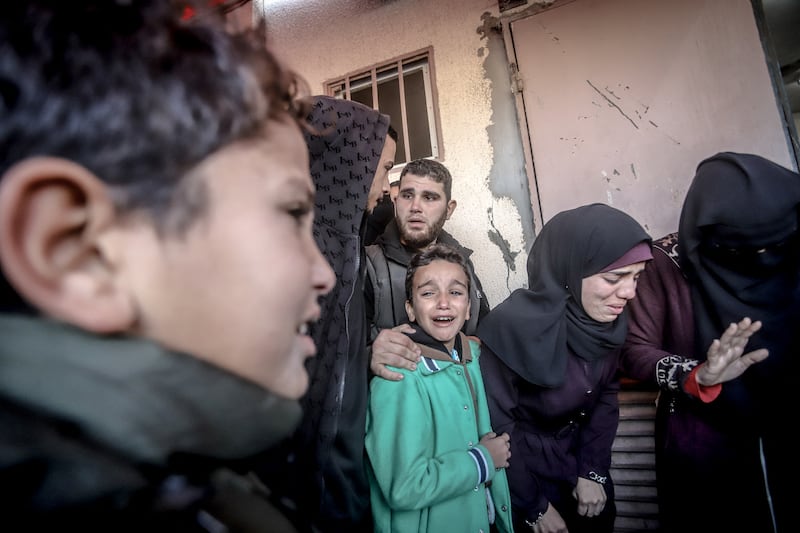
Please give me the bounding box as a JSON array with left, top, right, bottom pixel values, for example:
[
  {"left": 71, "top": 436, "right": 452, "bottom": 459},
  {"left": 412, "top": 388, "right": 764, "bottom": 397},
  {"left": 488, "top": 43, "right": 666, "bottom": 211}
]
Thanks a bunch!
[
  {"left": 254, "top": 0, "right": 795, "bottom": 307},
  {"left": 256, "top": 0, "right": 531, "bottom": 307}
]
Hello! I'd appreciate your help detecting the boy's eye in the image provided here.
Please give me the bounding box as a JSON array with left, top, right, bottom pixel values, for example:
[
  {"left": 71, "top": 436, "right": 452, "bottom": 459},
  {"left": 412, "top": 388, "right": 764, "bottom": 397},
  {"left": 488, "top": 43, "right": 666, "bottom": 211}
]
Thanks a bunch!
[
  {"left": 288, "top": 204, "right": 312, "bottom": 224},
  {"left": 450, "top": 290, "right": 464, "bottom": 297}
]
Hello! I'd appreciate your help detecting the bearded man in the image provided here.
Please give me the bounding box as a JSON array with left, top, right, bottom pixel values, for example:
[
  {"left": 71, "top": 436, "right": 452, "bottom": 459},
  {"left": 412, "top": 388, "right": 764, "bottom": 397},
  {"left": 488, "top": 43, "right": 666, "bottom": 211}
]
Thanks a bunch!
[{"left": 365, "top": 158, "right": 489, "bottom": 380}]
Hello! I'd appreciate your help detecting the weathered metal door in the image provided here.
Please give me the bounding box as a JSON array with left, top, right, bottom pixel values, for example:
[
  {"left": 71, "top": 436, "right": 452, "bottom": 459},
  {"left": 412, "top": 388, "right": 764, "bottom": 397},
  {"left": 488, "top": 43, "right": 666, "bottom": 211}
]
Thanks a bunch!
[{"left": 508, "top": 0, "right": 794, "bottom": 239}]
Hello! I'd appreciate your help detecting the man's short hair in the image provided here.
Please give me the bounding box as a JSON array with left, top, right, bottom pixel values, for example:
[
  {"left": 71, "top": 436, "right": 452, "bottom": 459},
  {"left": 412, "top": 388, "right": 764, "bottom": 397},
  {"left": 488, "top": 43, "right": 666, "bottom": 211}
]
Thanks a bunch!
[{"left": 399, "top": 159, "right": 453, "bottom": 200}]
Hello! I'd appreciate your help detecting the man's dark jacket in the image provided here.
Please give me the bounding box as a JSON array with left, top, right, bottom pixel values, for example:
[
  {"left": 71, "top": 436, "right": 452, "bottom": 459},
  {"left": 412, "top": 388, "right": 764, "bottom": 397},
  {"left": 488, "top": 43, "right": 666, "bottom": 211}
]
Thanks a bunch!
[{"left": 365, "top": 219, "right": 489, "bottom": 341}]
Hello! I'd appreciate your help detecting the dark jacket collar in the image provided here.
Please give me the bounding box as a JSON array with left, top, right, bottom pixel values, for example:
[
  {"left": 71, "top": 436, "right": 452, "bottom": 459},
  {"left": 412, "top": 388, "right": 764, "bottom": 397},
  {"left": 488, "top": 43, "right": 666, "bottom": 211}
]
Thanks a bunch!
[
  {"left": 375, "top": 220, "right": 473, "bottom": 266},
  {"left": 406, "top": 323, "right": 473, "bottom": 365}
]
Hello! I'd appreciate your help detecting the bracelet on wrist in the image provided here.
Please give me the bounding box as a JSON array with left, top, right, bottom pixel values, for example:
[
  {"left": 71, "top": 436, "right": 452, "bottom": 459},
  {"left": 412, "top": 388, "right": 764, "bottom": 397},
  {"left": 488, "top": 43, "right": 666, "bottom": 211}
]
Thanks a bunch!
[{"left": 524, "top": 512, "right": 544, "bottom": 529}]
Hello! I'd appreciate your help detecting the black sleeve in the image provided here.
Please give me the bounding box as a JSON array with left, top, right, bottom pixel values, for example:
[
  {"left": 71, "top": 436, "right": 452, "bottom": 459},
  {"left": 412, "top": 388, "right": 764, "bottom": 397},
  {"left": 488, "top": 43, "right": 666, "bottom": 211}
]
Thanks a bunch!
[
  {"left": 364, "top": 264, "right": 375, "bottom": 325},
  {"left": 468, "top": 259, "right": 490, "bottom": 319}
]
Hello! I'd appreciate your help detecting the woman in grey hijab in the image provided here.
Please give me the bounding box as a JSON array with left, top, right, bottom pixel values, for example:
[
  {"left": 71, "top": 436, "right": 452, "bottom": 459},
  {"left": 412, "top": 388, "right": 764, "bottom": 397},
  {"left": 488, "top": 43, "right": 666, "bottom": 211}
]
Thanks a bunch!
[{"left": 260, "top": 96, "right": 394, "bottom": 533}]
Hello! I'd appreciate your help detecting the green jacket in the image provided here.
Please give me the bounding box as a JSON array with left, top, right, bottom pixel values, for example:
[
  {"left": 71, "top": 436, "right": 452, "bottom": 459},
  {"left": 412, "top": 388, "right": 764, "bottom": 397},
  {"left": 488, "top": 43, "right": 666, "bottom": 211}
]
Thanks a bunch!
[{"left": 365, "top": 335, "right": 514, "bottom": 533}]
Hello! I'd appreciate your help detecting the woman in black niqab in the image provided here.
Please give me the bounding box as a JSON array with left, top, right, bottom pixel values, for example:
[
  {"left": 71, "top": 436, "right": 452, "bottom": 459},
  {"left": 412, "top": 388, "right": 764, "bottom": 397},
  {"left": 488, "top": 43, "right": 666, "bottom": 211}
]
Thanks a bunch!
[
  {"left": 677, "top": 152, "right": 800, "bottom": 532},
  {"left": 678, "top": 152, "right": 800, "bottom": 411}
]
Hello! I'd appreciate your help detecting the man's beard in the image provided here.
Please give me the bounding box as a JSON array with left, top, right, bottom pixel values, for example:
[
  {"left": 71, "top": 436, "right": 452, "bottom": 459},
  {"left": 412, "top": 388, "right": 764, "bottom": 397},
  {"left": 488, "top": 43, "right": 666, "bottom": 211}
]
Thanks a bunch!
[{"left": 400, "top": 211, "right": 448, "bottom": 250}]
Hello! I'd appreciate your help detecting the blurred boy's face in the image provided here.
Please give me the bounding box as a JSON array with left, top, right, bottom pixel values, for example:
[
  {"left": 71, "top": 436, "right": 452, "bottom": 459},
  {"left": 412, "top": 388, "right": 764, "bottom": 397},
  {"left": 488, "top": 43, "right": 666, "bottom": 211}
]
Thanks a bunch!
[
  {"left": 115, "top": 118, "right": 335, "bottom": 399},
  {"left": 404, "top": 259, "right": 470, "bottom": 352}
]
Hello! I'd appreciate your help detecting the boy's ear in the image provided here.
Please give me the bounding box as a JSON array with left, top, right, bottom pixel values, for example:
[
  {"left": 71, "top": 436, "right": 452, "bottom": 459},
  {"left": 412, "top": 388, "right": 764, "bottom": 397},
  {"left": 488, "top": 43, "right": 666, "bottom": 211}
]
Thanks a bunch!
[
  {"left": 0, "top": 157, "right": 136, "bottom": 332},
  {"left": 404, "top": 300, "right": 416, "bottom": 323}
]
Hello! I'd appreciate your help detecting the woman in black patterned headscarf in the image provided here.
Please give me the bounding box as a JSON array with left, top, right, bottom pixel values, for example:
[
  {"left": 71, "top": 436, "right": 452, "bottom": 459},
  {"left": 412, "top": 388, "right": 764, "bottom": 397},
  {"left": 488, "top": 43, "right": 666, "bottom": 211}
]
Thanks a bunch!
[
  {"left": 479, "top": 203, "right": 652, "bottom": 533},
  {"left": 258, "top": 96, "right": 396, "bottom": 533},
  {"left": 622, "top": 152, "right": 800, "bottom": 533}
]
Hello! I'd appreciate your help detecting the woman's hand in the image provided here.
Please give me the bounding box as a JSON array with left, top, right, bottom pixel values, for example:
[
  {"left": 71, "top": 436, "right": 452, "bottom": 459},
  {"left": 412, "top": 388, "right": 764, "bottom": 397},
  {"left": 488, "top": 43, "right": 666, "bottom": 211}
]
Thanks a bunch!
[
  {"left": 695, "top": 317, "right": 769, "bottom": 386},
  {"left": 572, "top": 476, "right": 607, "bottom": 518}
]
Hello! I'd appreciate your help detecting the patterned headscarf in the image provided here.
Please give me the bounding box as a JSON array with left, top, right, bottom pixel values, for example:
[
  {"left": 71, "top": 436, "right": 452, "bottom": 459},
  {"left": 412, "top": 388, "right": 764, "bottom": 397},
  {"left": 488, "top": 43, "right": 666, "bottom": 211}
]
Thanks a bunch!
[{"left": 294, "top": 95, "right": 390, "bottom": 517}]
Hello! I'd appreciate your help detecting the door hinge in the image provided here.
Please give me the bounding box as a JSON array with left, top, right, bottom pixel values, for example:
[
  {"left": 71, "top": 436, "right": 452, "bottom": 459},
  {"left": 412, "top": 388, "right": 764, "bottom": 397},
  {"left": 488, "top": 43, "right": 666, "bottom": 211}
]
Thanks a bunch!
[{"left": 510, "top": 62, "right": 524, "bottom": 94}]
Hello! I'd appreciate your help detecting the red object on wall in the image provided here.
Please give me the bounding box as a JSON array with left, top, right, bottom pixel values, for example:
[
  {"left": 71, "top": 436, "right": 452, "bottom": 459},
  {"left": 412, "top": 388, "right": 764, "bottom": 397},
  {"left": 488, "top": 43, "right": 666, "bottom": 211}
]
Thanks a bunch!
[{"left": 181, "top": 0, "right": 242, "bottom": 20}]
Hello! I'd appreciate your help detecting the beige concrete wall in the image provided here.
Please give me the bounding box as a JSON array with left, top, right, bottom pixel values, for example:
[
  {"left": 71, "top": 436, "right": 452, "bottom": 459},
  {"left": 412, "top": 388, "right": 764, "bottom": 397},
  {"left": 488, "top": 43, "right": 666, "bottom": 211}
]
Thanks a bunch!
[
  {"left": 253, "top": 0, "right": 796, "bottom": 307},
  {"left": 255, "top": 0, "right": 529, "bottom": 307}
]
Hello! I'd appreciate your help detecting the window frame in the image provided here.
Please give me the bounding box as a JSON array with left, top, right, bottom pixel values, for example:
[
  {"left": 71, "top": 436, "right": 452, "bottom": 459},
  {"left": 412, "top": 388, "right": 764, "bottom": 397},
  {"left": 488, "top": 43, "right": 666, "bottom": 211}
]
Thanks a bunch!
[{"left": 324, "top": 47, "right": 444, "bottom": 164}]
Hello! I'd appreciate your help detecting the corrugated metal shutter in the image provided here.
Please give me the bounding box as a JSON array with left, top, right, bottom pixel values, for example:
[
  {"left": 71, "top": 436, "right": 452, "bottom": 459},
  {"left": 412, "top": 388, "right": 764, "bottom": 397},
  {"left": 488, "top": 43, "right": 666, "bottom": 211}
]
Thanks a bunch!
[{"left": 612, "top": 380, "right": 660, "bottom": 532}]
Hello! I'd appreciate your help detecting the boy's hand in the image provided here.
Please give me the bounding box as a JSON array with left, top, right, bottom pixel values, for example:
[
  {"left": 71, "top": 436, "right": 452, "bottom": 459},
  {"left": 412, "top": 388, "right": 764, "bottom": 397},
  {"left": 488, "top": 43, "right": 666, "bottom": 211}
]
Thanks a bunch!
[
  {"left": 480, "top": 431, "right": 511, "bottom": 469},
  {"left": 370, "top": 325, "right": 421, "bottom": 381}
]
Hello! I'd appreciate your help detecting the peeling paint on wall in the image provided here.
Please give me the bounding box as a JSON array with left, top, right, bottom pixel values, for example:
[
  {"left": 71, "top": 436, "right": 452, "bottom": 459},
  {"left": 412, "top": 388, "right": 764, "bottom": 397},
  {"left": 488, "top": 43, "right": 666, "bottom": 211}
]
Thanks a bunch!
[
  {"left": 261, "top": 0, "right": 530, "bottom": 305},
  {"left": 487, "top": 206, "right": 520, "bottom": 290},
  {"left": 478, "top": 11, "right": 534, "bottom": 274}
]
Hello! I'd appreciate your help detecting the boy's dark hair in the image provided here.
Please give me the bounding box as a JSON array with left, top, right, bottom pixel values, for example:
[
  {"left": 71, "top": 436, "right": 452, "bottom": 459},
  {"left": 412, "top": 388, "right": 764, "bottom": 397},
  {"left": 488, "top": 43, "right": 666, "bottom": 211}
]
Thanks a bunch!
[
  {"left": 405, "top": 243, "right": 471, "bottom": 304},
  {"left": 399, "top": 158, "right": 453, "bottom": 200},
  {"left": 0, "top": 0, "right": 309, "bottom": 312},
  {"left": 0, "top": 0, "right": 307, "bottom": 232}
]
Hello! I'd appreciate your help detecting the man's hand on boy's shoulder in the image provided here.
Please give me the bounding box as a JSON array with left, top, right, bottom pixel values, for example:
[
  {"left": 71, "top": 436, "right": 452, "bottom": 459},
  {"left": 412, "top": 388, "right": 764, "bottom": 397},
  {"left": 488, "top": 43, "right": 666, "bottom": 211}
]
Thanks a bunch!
[{"left": 370, "top": 325, "right": 421, "bottom": 381}]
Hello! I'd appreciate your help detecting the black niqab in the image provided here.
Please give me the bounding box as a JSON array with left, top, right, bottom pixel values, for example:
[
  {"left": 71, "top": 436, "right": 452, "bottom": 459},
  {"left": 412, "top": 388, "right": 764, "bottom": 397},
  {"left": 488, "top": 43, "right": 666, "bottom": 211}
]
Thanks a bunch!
[{"left": 677, "top": 151, "right": 800, "bottom": 412}]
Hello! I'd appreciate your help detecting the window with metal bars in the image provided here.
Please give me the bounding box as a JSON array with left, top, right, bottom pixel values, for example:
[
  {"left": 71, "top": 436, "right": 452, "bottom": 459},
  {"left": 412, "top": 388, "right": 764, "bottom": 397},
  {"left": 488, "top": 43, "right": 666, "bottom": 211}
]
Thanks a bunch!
[{"left": 325, "top": 48, "right": 442, "bottom": 165}]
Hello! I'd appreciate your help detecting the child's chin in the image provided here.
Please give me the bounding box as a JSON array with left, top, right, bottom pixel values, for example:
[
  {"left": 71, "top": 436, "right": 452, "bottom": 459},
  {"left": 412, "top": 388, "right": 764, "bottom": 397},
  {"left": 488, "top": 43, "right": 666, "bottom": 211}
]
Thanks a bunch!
[{"left": 430, "top": 327, "right": 461, "bottom": 342}]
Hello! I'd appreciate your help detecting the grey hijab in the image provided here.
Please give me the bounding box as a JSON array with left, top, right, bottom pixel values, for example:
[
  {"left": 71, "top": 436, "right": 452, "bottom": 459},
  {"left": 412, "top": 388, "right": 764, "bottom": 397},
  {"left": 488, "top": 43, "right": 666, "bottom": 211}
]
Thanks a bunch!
[{"left": 295, "top": 96, "right": 390, "bottom": 506}]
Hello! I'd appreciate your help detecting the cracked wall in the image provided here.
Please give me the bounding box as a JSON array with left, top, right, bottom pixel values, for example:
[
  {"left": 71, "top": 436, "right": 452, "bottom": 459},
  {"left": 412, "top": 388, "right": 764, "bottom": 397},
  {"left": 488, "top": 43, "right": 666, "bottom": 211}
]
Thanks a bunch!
[{"left": 260, "top": 0, "right": 530, "bottom": 303}]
